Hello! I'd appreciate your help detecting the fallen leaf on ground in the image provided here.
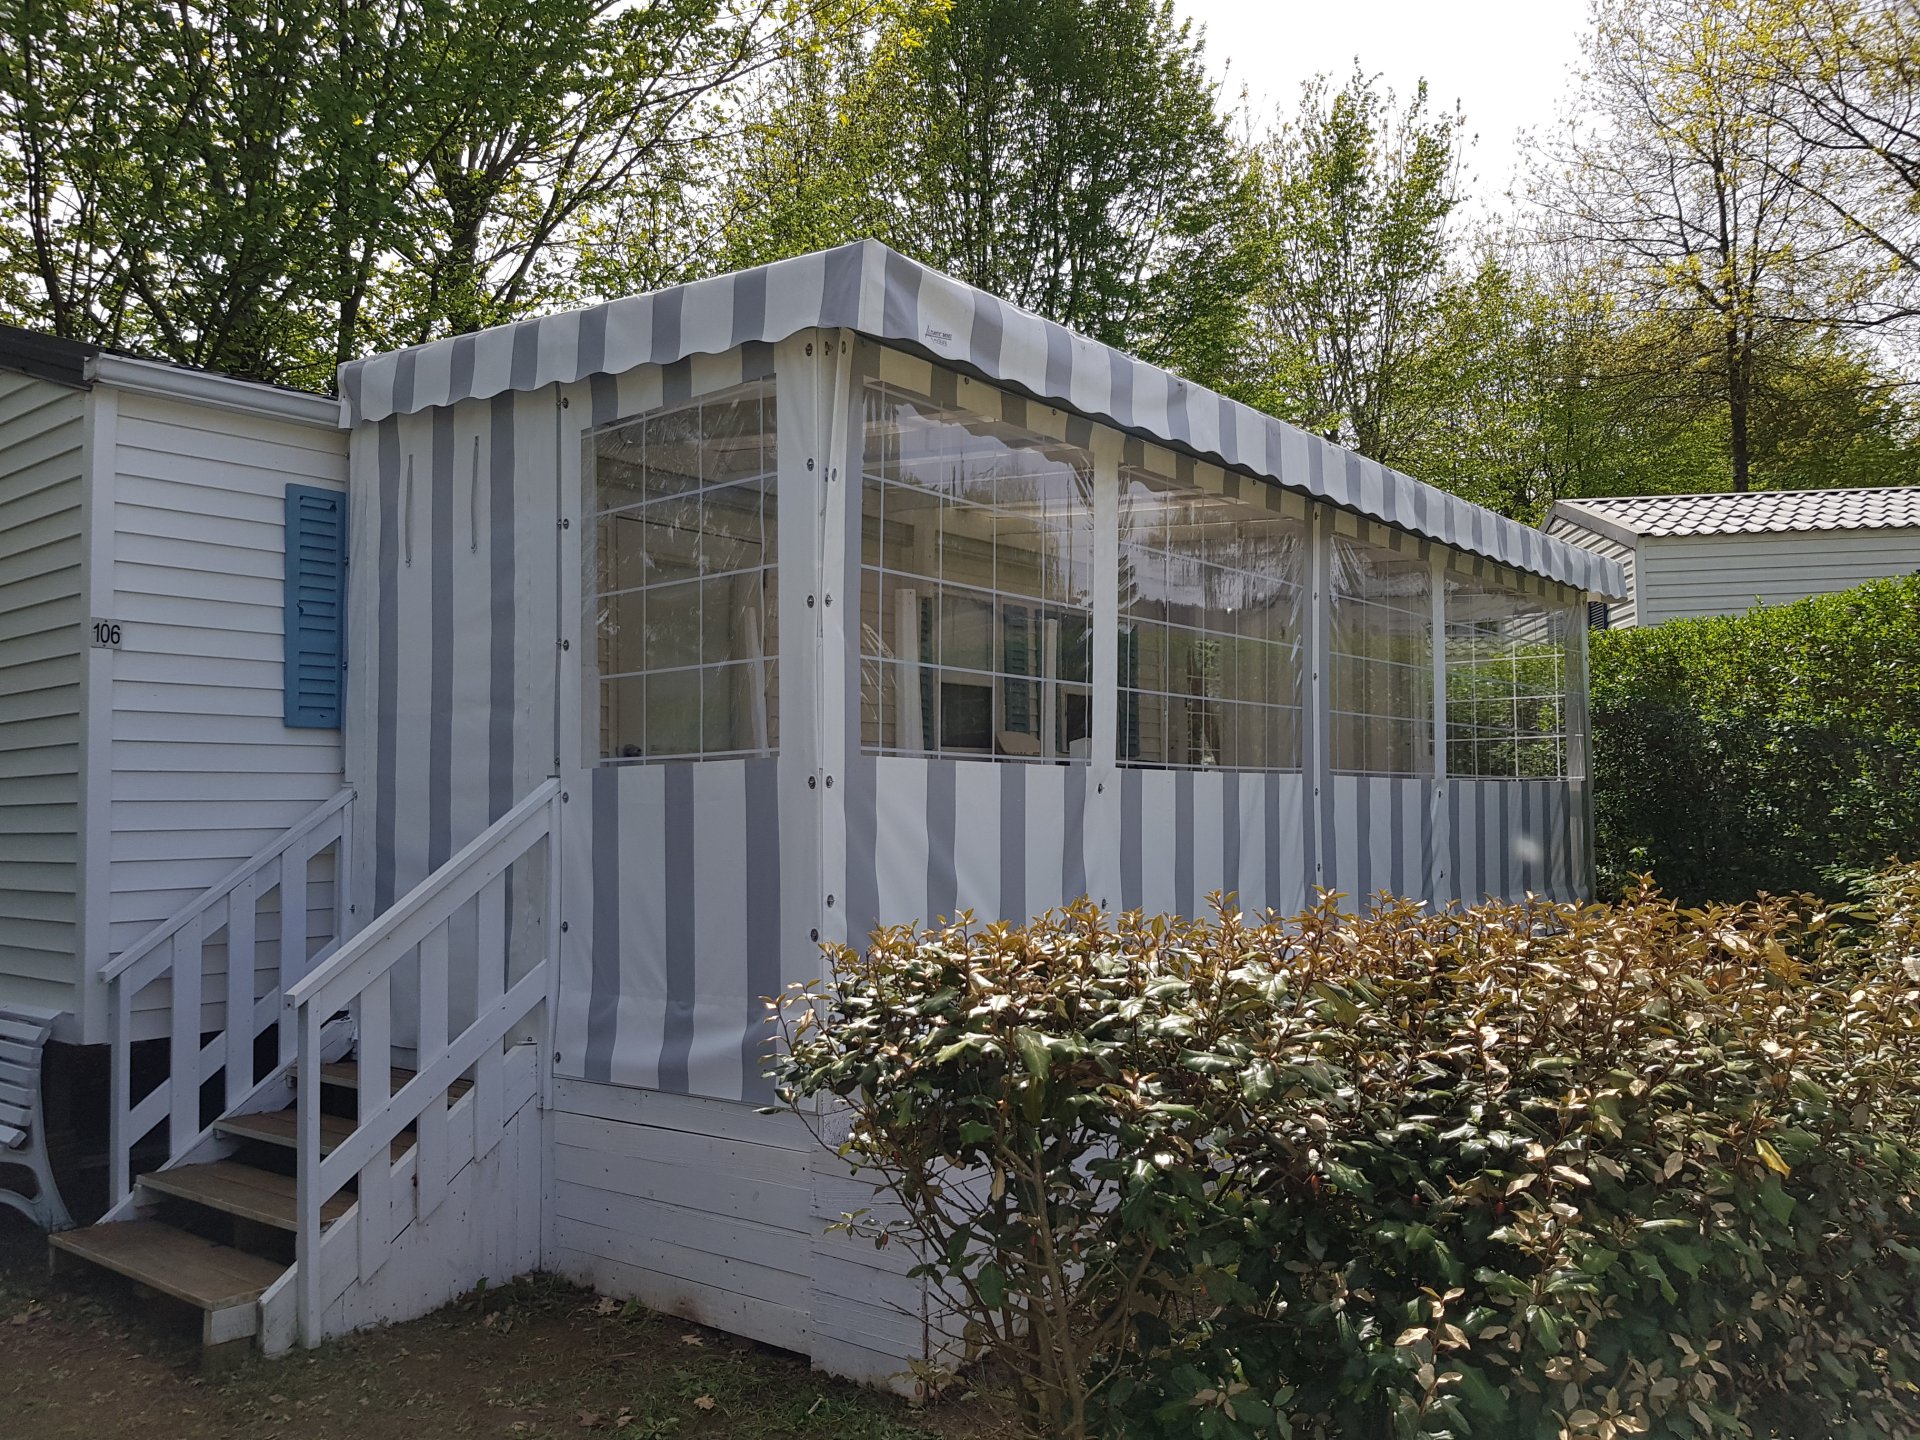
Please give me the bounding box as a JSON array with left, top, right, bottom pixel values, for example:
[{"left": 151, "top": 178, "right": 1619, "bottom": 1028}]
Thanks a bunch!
[{"left": 693, "top": 1395, "right": 716, "bottom": 1411}]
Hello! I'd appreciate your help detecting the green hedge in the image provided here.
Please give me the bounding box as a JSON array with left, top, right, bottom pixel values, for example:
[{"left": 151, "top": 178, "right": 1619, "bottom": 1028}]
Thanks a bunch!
[
  {"left": 776, "top": 871, "right": 1920, "bottom": 1440},
  {"left": 1590, "top": 573, "right": 1920, "bottom": 902}
]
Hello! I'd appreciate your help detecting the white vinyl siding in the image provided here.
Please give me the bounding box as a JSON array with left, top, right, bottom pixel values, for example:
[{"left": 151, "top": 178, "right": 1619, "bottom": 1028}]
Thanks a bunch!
[
  {"left": 102, "top": 388, "right": 347, "bottom": 1035},
  {"left": 1635, "top": 528, "right": 1920, "bottom": 625},
  {"left": 0, "top": 371, "right": 87, "bottom": 1016},
  {"left": 1543, "top": 516, "right": 1636, "bottom": 628}
]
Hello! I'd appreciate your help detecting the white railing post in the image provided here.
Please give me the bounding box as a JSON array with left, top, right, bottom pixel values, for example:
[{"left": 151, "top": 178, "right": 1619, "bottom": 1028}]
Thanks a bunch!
[
  {"left": 543, "top": 787, "right": 563, "bottom": 1108},
  {"left": 335, "top": 798, "right": 355, "bottom": 940},
  {"left": 356, "top": 970, "right": 392, "bottom": 1285},
  {"left": 167, "top": 918, "right": 202, "bottom": 1158},
  {"left": 296, "top": 999, "right": 324, "bottom": 1346},
  {"left": 225, "top": 876, "right": 257, "bottom": 1109},
  {"left": 108, "top": 982, "right": 132, "bottom": 1206},
  {"left": 415, "top": 926, "right": 450, "bottom": 1217},
  {"left": 281, "top": 836, "right": 312, "bottom": 994},
  {"left": 473, "top": 871, "right": 506, "bottom": 1161}
]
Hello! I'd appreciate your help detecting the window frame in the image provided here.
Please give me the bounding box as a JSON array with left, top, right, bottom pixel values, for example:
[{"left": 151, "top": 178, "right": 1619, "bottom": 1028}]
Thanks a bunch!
[{"left": 583, "top": 378, "right": 781, "bottom": 765}]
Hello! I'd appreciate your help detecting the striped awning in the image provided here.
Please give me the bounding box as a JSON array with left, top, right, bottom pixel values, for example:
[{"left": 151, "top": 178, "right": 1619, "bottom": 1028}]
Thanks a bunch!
[{"left": 337, "top": 240, "right": 1625, "bottom": 597}]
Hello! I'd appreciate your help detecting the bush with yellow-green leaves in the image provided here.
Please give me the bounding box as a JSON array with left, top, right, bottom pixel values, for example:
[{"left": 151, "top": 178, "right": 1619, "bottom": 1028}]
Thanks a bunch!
[{"left": 775, "top": 865, "right": 1920, "bottom": 1440}]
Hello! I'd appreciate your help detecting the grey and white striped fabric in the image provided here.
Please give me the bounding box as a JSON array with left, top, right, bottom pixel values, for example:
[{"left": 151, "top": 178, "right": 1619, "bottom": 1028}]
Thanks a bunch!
[
  {"left": 339, "top": 240, "right": 1623, "bottom": 599},
  {"left": 346, "top": 318, "right": 1599, "bottom": 1111}
]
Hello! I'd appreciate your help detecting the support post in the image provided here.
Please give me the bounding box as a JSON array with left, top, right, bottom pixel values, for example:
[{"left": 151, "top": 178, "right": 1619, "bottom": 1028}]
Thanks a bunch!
[
  {"left": 295, "top": 1001, "right": 323, "bottom": 1347},
  {"left": 1306, "top": 503, "right": 1332, "bottom": 893},
  {"left": 817, "top": 330, "right": 855, "bottom": 949},
  {"left": 1427, "top": 550, "right": 1451, "bottom": 904}
]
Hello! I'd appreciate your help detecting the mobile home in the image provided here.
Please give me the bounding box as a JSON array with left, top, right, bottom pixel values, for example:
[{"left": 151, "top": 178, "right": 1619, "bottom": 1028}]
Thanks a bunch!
[
  {"left": 4, "top": 244, "right": 1623, "bottom": 1383},
  {"left": 1545, "top": 487, "right": 1920, "bottom": 628}
]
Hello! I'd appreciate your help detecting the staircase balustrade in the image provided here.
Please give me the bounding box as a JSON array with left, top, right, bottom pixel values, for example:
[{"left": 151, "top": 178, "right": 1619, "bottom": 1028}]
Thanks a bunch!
[{"left": 103, "top": 788, "right": 357, "bottom": 1207}]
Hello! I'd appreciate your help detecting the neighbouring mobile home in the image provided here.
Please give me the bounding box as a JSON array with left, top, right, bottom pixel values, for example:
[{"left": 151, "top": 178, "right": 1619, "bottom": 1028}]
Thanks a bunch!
[
  {"left": 2, "top": 243, "right": 1623, "bottom": 1385},
  {"left": 1545, "top": 486, "right": 1920, "bottom": 629}
]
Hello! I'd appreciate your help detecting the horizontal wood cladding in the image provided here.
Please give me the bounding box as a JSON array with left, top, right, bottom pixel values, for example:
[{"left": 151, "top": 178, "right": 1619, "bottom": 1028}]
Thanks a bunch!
[
  {"left": 0, "top": 370, "right": 86, "bottom": 1016},
  {"left": 549, "top": 1080, "right": 940, "bottom": 1392},
  {"left": 101, "top": 389, "right": 346, "bottom": 1008}
]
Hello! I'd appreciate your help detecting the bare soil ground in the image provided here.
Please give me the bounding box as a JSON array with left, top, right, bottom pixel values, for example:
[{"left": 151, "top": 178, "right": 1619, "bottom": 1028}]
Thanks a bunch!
[{"left": 0, "top": 1213, "right": 1004, "bottom": 1440}]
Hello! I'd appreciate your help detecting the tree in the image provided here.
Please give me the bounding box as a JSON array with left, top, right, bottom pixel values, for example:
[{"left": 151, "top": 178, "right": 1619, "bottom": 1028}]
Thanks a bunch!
[
  {"left": 704, "top": 5, "right": 913, "bottom": 274},
  {"left": 0, "top": 0, "right": 340, "bottom": 379},
  {"left": 1393, "top": 236, "right": 1920, "bottom": 519},
  {"left": 1737, "top": 0, "right": 1920, "bottom": 325},
  {"left": 1234, "top": 67, "right": 1464, "bottom": 467},
  {"left": 0, "top": 0, "right": 845, "bottom": 387},
  {"left": 710, "top": 0, "right": 1251, "bottom": 379},
  {"left": 1537, "top": 0, "right": 1869, "bottom": 491}
]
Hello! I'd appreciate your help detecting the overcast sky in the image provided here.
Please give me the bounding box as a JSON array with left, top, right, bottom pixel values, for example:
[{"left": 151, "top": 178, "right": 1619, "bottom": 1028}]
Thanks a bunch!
[{"left": 1173, "top": 0, "right": 1593, "bottom": 213}]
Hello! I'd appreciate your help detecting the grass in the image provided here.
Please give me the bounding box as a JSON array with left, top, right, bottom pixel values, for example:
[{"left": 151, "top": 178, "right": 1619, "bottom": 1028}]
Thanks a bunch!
[{"left": 0, "top": 1212, "right": 1004, "bottom": 1440}]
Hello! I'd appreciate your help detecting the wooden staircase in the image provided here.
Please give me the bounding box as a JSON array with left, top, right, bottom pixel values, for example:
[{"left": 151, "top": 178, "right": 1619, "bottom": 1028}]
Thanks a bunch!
[{"left": 50, "top": 1058, "right": 465, "bottom": 1365}]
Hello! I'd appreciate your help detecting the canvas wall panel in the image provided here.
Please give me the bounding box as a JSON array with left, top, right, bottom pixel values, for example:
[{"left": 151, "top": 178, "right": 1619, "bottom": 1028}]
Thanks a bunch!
[
  {"left": 839, "top": 756, "right": 1313, "bottom": 940},
  {"left": 1442, "top": 778, "right": 1584, "bottom": 905},
  {"left": 554, "top": 758, "right": 788, "bottom": 1102}
]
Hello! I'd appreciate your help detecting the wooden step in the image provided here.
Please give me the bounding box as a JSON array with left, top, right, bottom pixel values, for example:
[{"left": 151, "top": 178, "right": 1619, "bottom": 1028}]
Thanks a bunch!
[
  {"left": 215, "top": 1107, "right": 414, "bottom": 1161},
  {"left": 50, "top": 1219, "right": 284, "bottom": 1313},
  {"left": 139, "top": 1160, "right": 352, "bottom": 1232},
  {"left": 316, "top": 1060, "right": 471, "bottom": 1100}
]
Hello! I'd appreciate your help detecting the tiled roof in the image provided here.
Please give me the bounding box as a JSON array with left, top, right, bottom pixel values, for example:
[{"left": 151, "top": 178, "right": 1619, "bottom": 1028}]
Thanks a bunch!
[{"left": 1551, "top": 487, "right": 1920, "bottom": 538}]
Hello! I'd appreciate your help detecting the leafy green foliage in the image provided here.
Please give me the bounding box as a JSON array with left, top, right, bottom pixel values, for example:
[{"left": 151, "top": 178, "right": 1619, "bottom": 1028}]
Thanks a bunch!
[
  {"left": 1231, "top": 67, "right": 1463, "bottom": 467},
  {"left": 1591, "top": 574, "right": 1920, "bottom": 902},
  {"left": 777, "top": 870, "right": 1920, "bottom": 1439},
  {"left": 0, "top": 0, "right": 826, "bottom": 386},
  {"left": 713, "top": 0, "right": 1251, "bottom": 384}
]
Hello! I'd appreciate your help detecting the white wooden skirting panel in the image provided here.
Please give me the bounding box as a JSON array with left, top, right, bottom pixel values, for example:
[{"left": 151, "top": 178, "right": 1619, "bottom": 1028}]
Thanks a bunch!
[
  {"left": 1637, "top": 529, "right": 1920, "bottom": 624},
  {"left": 548, "top": 1078, "right": 943, "bottom": 1396},
  {"left": 101, "top": 388, "right": 347, "bottom": 1033},
  {"left": 0, "top": 371, "right": 87, "bottom": 1017}
]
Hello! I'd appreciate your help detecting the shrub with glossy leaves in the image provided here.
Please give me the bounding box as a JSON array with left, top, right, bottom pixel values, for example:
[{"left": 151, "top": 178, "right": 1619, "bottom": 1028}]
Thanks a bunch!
[{"left": 775, "top": 868, "right": 1920, "bottom": 1440}]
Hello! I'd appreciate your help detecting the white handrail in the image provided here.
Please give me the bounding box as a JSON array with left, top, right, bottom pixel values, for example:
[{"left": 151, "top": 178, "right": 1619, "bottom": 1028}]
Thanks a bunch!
[
  {"left": 104, "top": 787, "right": 357, "bottom": 986},
  {"left": 290, "top": 778, "right": 561, "bottom": 1347},
  {"left": 286, "top": 780, "right": 557, "bottom": 1013},
  {"left": 106, "top": 787, "right": 357, "bottom": 1208}
]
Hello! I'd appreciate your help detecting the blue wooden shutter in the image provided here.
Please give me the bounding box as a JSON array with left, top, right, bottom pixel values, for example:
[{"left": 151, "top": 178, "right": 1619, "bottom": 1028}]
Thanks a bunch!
[{"left": 284, "top": 484, "right": 346, "bottom": 728}]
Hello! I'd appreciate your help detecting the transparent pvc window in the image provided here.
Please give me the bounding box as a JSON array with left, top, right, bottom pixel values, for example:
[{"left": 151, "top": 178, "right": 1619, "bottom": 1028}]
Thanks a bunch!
[
  {"left": 858, "top": 379, "right": 1095, "bottom": 760},
  {"left": 586, "top": 380, "right": 778, "bottom": 762},
  {"left": 1328, "top": 532, "right": 1433, "bottom": 776},
  {"left": 1444, "top": 568, "right": 1581, "bottom": 780},
  {"left": 1117, "top": 467, "right": 1307, "bottom": 771}
]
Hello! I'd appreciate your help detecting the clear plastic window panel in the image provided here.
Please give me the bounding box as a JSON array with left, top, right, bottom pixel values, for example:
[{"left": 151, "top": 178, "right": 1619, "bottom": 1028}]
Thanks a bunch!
[
  {"left": 858, "top": 380, "right": 1095, "bottom": 760},
  {"left": 1328, "top": 533, "right": 1433, "bottom": 776},
  {"left": 1116, "top": 467, "right": 1307, "bottom": 771},
  {"left": 1444, "top": 569, "right": 1580, "bottom": 780},
  {"left": 587, "top": 381, "right": 778, "bottom": 762}
]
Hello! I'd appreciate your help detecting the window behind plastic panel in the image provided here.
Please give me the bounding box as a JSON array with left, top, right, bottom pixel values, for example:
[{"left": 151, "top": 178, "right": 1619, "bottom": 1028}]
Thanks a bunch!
[
  {"left": 859, "top": 379, "right": 1096, "bottom": 761},
  {"left": 1328, "top": 529, "right": 1434, "bottom": 777},
  {"left": 586, "top": 380, "right": 778, "bottom": 763},
  {"left": 1117, "top": 466, "right": 1308, "bottom": 771},
  {"left": 1445, "top": 566, "right": 1585, "bottom": 780}
]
